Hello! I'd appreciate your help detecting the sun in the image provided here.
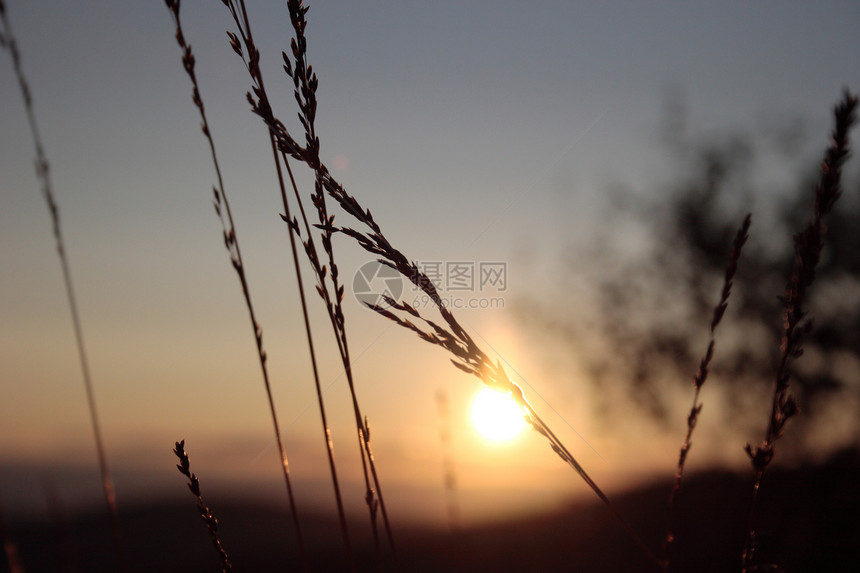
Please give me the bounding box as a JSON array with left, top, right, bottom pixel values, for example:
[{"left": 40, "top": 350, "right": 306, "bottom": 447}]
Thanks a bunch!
[{"left": 471, "top": 387, "right": 527, "bottom": 442}]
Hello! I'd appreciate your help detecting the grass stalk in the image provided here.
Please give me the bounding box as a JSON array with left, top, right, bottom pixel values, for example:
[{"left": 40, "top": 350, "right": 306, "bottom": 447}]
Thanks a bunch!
[
  {"left": 219, "top": 0, "right": 398, "bottom": 564},
  {"left": 662, "top": 213, "right": 751, "bottom": 571},
  {"left": 162, "top": 2, "right": 334, "bottom": 568},
  {"left": 0, "top": 3, "right": 125, "bottom": 569},
  {"left": 173, "top": 440, "right": 233, "bottom": 573},
  {"left": 281, "top": 1, "right": 396, "bottom": 561},
  {"left": 218, "top": 1, "right": 660, "bottom": 559},
  {"left": 279, "top": 97, "right": 389, "bottom": 568},
  {"left": 523, "top": 395, "right": 660, "bottom": 570},
  {"left": 741, "top": 90, "right": 857, "bottom": 572},
  {"left": 328, "top": 220, "right": 660, "bottom": 568}
]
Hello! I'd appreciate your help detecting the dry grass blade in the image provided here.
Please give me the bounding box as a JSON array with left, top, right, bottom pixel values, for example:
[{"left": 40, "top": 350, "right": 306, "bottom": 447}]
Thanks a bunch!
[
  {"left": 523, "top": 397, "right": 660, "bottom": 569},
  {"left": 219, "top": 0, "right": 394, "bottom": 565},
  {"left": 173, "top": 440, "right": 232, "bottom": 573},
  {"left": 223, "top": 1, "right": 661, "bottom": 564},
  {"left": 662, "top": 213, "right": 751, "bottom": 571},
  {"left": 280, "top": 1, "right": 392, "bottom": 562},
  {"left": 741, "top": 90, "right": 858, "bottom": 573},
  {"left": 0, "top": 2, "right": 125, "bottom": 569},
  {"left": 326, "top": 124, "right": 662, "bottom": 573},
  {"left": 163, "top": 2, "right": 325, "bottom": 568}
]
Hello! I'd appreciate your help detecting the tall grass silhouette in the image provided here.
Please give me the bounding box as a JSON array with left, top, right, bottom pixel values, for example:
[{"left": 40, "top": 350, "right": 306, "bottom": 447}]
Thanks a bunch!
[
  {"left": 173, "top": 440, "right": 233, "bottom": 573},
  {"left": 741, "top": 91, "right": 857, "bottom": 573},
  {"left": 165, "top": 2, "right": 857, "bottom": 570},
  {"left": 164, "top": 1, "right": 340, "bottom": 566},
  {"left": 215, "top": 0, "right": 401, "bottom": 564},
  {"left": 0, "top": 1, "right": 856, "bottom": 571},
  {"left": 209, "top": 0, "right": 659, "bottom": 567},
  {"left": 0, "top": 1, "right": 125, "bottom": 569},
  {"left": 662, "top": 213, "right": 751, "bottom": 570},
  {"left": 166, "top": 0, "right": 398, "bottom": 567}
]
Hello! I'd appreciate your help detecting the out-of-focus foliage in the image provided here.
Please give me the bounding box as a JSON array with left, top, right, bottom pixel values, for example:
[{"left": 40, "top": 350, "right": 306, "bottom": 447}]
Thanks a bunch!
[{"left": 520, "top": 98, "right": 860, "bottom": 439}]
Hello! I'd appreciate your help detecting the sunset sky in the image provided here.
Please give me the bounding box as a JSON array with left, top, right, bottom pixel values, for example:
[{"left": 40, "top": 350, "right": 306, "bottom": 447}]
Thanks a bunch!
[{"left": 1, "top": 0, "right": 858, "bottom": 533}]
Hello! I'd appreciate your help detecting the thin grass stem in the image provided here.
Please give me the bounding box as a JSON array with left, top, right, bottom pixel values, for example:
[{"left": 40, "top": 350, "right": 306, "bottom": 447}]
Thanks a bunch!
[
  {"left": 521, "top": 395, "right": 661, "bottom": 571},
  {"left": 280, "top": 151, "right": 391, "bottom": 563},
  {"left": 173, "top": 440, "right": 233, "bottom": 573},
  {"left": 661, "top": 213, "right": 750, "bottom": 572},
  {"left": 0, "top": 3, "right": 124, "bottom": 569},
  {"left": 280, "top": 126, "right": 387, "bottom": 565},
  {"left": 220, "top": 0, "right": 399, "bottom": 565},
  {"left": 741, "top": 91, "right": 857, "bottom": 572},
  {"left": 164, "top": 3, "right": 363, "bottom": 568},
  {"left": 281, "top": 1, "right": 398, "bottom": 560}
]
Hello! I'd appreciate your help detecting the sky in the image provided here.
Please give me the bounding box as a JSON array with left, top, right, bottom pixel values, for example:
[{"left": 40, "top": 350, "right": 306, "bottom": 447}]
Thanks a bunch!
[{"left": 1, "top": 0, "right": 859, "bottom": 534}]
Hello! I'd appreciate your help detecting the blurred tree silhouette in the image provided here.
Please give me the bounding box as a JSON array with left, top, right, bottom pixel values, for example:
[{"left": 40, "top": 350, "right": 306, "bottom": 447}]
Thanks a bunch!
[{"left": 520, "top": 98, "right": 860, "bottom": 446}]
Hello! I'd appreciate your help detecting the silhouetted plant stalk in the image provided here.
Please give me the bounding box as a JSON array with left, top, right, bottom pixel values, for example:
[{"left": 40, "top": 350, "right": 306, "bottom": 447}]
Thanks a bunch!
[
  {"left": 371, "top": 295, "right": 659, "bottom": 569},
  {"left": 0, "top": 3, "right": 125, "bottom": 570},
  {"left": 333, "top": 191, "right": 662, "bottom": 564},
  {"left": 173, "top": 441, "right": 233, "bottom": 573},
  {"left": 213, "top": 0, "right": 660, "bottom": 566},
  {"left": 281, "top": 1, "right": 394, "bottom": 563},
  {"left": 741, "top": 91, "right": 858, "bottom": 573},
  {"left": 662, "top": 213, "right": 751, "bottom": 572},
  {"left": 162, "top": 2, "right": 363, "bottom": 569},
  {"left": 330, "top": 197, "right": 663, "bottom": 567},
  {"left": 219, "top": 0, "right": 395, "bottom": 565}
]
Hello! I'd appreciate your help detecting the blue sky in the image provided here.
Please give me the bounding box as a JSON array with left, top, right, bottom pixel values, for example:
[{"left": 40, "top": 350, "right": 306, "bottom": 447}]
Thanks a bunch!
[{"left": 1, "top": 0, "right": 858, "bottom": 528}]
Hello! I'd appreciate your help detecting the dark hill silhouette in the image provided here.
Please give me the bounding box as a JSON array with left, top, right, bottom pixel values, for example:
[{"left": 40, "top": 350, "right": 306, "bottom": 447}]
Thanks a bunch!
[{"left": 4, "top": 448, "right": 858, "bottom": 572}]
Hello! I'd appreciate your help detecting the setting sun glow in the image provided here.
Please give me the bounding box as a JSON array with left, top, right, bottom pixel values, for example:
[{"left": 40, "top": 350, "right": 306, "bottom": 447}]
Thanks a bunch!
[{"left": 471, "top": 387, "right": 527, "bottom": 442}]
